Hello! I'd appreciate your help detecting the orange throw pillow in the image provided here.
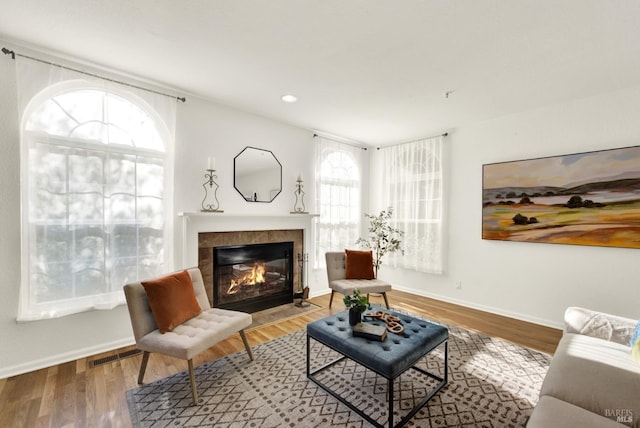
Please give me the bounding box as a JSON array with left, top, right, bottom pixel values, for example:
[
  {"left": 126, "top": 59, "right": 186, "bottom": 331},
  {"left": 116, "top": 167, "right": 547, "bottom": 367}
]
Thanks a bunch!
[
  {"left": 142, "top": 270, "right": 202, "bottom": 333},
  {"left": 345, "top": 249, "right": 375, "bottom": 280}
]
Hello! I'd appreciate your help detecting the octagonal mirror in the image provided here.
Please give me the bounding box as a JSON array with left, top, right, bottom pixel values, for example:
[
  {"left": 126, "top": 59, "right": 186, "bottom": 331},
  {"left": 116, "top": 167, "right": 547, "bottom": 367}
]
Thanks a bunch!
[{"left": 234, "top": 146, "right": 282, "bottom": 202}]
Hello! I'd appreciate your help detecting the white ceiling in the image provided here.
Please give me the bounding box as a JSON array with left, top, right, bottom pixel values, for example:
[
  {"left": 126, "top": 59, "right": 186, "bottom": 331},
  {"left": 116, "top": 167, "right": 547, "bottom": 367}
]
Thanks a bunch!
[{"left": 1, "top": 1, "right": 639, "bottom": 145}]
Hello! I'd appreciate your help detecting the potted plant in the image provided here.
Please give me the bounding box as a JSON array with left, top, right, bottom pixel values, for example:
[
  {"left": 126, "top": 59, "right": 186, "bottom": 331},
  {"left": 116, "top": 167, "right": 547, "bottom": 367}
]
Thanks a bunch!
[
  {"left": 355, "top": 207, "right": 404, "bottom": 278},
  {"left": 343, "top": 288, "right": 370, "bottom": 325}
]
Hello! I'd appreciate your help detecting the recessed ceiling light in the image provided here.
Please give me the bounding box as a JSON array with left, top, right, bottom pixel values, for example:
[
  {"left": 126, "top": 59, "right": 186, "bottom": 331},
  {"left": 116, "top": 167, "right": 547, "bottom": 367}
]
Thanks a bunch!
[{"left": 281, "top": 94, "right": 298, "bottom": 103}]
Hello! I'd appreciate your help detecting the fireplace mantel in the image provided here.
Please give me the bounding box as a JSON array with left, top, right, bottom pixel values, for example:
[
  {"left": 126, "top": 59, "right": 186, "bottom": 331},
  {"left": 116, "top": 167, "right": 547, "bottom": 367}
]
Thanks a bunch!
[
  {"left": 178, "top": 211, "right": 319, "bottom": 218},
  {"left": 177, "top": 211, "right": 317, "bottom": 271}
]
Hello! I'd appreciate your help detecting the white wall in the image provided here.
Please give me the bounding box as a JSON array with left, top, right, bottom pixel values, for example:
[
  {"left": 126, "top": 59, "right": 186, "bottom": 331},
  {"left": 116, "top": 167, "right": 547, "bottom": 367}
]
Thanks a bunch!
[
  {"left": 370, "top": 84, "right": 640, "bottom": 328},
  {"left": 173, "top": 97, "right": 315, "bottom": 268},
  {"left": 173, "top": 97, "right": 313, "bottom": 220},
  {"left": 0, "top": 47, "right": 315, "bottom": 378}
]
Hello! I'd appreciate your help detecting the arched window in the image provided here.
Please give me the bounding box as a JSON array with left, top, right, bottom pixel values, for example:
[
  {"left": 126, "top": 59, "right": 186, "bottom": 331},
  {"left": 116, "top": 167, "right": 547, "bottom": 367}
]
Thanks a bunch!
[
  {"left": 20, "top": 83, "right": 170, "bottom": 320},
  {"left": 380, "top": 136, "right": 444, "bottom": 274},
  {"left": 314, "top": 136, "right": 363, "bottom": 268}
]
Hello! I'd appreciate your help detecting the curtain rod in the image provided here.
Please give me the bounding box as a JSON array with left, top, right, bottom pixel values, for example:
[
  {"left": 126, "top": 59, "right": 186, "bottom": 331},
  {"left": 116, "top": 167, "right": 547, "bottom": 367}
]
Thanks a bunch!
[
  {"left": 376, "top": 132, "right": 448, "bottom": 150},
  {"left": 2, "top": 47, "right": 186, "bottom": 103},
  {"left": 313, "top": 133, "right": 368, "bottom": 150}
]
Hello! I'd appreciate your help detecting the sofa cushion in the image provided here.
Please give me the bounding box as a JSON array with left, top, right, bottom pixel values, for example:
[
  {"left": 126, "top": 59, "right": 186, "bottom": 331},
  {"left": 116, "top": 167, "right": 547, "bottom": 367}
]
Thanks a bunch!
[
  {"left": 142, "top": 270, "right": 202, "bottom": 333},
  {"left": 564, "top": 306, "right": 636, "bottom": 346},
  {"left": 527, "top": 396, "right": 626, "bottom": 427},
  {"left": 540, "top": 333, "right": 640, "bottom": 427},
  {"left": 345, "top": 249, "right": 375, "bottom": 279}
]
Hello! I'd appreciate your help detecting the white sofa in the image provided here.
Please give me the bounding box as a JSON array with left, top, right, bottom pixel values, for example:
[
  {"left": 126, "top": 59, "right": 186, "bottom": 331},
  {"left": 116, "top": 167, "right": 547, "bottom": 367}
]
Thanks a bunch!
[{"left": 527, "top": 307, "right": 640, "bottom": 427}]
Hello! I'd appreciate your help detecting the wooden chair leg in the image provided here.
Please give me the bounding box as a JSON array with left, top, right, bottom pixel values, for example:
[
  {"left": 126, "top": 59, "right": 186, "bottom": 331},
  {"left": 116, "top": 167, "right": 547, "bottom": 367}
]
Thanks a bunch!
[
  {"left": 137, "top": 351, "right": 150, "bottom": 384},
  {"left": 382, "top": 292, "right": 390, "bottom": 309},
  {"left": 188, "top": 359, "right": 198, "bottom": 404},
  {"left": 239, "top": 329, "right": 254, "bottom": 361},
  {"left": 329, "top": 290, "right": 335, "bottom": 308}
]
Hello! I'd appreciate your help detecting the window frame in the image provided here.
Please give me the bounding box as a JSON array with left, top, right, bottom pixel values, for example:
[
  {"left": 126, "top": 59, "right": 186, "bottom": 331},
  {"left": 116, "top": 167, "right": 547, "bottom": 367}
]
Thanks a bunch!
[
  {"left": 381, "top": 137, "right": 444, "bottom": 274},
  {"left": 314, "top": 144, "right": 362, "bottom": 268},
  {"left": 18, "top": 81, "right": 171, "bottom": 321}
]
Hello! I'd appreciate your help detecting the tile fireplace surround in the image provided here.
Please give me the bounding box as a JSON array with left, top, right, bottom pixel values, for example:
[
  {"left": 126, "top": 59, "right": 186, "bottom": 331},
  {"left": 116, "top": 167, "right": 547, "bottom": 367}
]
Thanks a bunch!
[
  {"left": 178, "top": 212, "right": 316, "bottom": 307},
  {"left": 198, "top": 229, "right": 303, "bottom": 307}
]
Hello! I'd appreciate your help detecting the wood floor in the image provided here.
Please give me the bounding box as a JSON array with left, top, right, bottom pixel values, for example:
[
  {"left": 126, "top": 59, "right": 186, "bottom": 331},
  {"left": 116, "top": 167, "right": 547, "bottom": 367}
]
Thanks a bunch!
[{"left": 0, "top": 290, "right": 562, "bottom": 428}]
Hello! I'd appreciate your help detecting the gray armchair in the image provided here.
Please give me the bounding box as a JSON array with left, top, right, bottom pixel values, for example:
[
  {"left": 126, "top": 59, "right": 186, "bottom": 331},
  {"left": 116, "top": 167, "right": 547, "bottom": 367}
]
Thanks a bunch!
[
  {"left": 124, "top": 267, "right": 253, "bottom": 404},
  {"left": 325, "top": 251, "right": 392, "bottom": 309}
]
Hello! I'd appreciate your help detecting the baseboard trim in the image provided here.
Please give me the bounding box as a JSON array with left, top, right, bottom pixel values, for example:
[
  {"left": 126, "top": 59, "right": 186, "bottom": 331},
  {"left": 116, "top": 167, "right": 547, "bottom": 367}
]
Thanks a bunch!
[
  {"left": 313, "top": 285, "right": 562, "bottom": 330},
  {"left": 0, "top": 337, "right": 135, "bottom": 379},
  {"left": 392, "top": 285, "right": 563, "bottom": 330}
]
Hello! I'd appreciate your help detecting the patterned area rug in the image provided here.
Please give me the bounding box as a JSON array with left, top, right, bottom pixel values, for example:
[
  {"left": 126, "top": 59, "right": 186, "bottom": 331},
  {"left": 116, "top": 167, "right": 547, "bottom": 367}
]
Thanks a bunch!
[{"left": 126, "top": 320, "right": 550, "bottom": 427}]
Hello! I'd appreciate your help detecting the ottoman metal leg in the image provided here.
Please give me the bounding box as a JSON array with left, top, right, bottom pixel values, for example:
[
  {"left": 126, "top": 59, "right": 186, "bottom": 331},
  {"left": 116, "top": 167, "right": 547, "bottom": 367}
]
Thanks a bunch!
[
  {"left": 307, "top": 333, "right": 448, "bottom": 428},
  {"left": 388, "top": 377, "right": 394, "bottom": 428}
]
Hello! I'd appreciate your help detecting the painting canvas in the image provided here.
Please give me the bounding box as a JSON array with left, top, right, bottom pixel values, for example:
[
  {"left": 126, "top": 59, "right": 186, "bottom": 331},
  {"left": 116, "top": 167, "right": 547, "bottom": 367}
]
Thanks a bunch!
[{"left": 482, "top": 145, "right": 640, "bottom": 249}]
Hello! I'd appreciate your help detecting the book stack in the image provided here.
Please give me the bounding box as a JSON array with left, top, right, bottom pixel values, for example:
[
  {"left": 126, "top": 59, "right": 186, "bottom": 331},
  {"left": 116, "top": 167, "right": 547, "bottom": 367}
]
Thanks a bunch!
[{"left": 352, "top": 322, "right": 387, "bottom": 341}]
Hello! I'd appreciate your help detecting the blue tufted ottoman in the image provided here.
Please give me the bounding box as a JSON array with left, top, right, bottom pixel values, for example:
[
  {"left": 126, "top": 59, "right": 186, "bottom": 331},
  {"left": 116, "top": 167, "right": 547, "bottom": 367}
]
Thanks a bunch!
[{"left": 306, "top": 309, "right": 448, "bottom": 428}]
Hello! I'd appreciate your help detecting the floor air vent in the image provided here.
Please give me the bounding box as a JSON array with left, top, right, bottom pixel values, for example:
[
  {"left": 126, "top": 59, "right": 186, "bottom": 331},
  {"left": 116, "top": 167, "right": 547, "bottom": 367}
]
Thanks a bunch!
[{"left": 89, "top": 349, "right": 142, "bottom": 368}]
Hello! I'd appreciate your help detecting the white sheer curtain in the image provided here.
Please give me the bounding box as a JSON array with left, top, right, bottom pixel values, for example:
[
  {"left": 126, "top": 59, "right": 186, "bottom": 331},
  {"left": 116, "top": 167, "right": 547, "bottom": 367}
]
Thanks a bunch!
[
  {"left": 313, "top": 135, "right": 364, "bottom": 268},
  {"left": 380, "top": 136, "right": 443, "bottom": 274},
  {"left": 15, "top": 56, "right": 176, "bottom": 320}
]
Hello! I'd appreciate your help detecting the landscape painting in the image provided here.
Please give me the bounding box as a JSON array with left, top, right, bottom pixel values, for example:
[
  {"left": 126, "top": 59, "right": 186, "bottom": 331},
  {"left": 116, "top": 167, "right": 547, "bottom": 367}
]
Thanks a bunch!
[{"left": 482, "top": 145, "right": 640, "bottom": 249}]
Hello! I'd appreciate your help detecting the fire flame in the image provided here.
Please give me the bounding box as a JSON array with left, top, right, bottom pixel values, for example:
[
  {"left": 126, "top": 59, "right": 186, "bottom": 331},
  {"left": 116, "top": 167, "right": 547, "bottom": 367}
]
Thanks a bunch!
[{"left": 227, "top": 262, "right": 266, "bottom": 295}]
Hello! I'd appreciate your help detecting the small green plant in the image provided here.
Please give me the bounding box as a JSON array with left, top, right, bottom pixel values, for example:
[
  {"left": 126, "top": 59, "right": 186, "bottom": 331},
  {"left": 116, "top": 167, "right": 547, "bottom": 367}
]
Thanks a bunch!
[
  {"left": 355, "top": 207, "right": 404, "bottom": 277},
  {"left": 343, "top": 288, "right": 370, "bottom": 313}
]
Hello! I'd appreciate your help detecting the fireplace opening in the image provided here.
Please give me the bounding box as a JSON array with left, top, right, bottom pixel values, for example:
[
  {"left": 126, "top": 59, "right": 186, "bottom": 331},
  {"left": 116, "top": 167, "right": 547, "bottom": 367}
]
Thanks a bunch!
[{"left": 213, "top": 241, "right": 294, "bottom": 313}]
